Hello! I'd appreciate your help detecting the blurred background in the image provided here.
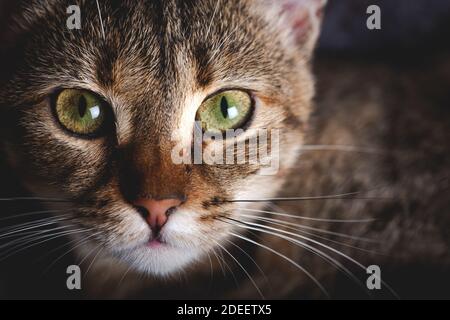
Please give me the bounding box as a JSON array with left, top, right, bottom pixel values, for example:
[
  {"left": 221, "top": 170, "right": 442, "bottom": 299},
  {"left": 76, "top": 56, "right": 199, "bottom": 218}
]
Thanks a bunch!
[{"left": 318, "top": 0, "right": 450, "bottom": 58}]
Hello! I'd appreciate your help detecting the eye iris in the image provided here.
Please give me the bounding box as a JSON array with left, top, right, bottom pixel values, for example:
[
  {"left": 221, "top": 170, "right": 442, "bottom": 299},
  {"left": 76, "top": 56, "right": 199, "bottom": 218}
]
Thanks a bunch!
[
  {"left": 55, "top": 89, "right": 106, "bottom": 136},
  {"left": 197, "top": 90, "right": 252, "bottom": 132}
]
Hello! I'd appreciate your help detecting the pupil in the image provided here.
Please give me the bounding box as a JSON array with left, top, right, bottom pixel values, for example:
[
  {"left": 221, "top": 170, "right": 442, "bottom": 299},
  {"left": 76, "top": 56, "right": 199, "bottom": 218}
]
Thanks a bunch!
[
  {"left": 78, "top": 95, "right": 87, "bottom": 118},
  {"left": 220, "top": 96, "right": 229, "bottom": 118}
]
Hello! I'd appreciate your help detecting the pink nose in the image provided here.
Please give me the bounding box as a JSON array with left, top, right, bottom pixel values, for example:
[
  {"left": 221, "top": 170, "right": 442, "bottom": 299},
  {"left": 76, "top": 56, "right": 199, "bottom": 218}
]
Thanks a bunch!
[{"left": 133, "top": 198, "right": 182, "bottom": 232}]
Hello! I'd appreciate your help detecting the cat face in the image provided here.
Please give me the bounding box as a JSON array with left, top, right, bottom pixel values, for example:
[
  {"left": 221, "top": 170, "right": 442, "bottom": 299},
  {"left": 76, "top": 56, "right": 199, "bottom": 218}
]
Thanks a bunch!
[{"left": 0, "top": 0, "right": 325, "bottom": 276}]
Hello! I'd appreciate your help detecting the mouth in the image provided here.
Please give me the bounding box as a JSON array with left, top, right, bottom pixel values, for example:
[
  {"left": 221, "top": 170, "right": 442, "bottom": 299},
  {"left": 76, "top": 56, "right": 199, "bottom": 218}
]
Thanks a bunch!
[
  {"left": 120, "top": 229, "right": 203, "bottom": 276},
  {"left": 146, "top": 233, "right": 168, "bottom": 249},
  {"left": 147, "top": 237, "right": 165, "bottom": 248}
]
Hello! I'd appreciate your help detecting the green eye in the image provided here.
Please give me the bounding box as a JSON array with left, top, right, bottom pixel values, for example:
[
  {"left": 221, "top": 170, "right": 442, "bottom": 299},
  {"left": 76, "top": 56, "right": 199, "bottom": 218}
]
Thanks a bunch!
[
  {"left": 196, "top": 90, "right": 253, "bottom": 133},
  {"left": 54, "top": 89, "right": 108, "bottom": 136}
]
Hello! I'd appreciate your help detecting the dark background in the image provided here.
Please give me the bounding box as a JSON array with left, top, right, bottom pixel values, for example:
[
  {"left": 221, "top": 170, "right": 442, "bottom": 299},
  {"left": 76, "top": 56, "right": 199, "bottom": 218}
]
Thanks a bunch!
[{"left": 318, "top": 0, "right": 450, "bottom": 57}]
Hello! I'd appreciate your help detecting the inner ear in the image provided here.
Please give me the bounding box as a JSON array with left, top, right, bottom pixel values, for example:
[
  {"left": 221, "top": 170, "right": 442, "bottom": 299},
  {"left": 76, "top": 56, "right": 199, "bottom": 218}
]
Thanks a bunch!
[{"left": 270, "top": 0, "right": 327, "bottom": 57}]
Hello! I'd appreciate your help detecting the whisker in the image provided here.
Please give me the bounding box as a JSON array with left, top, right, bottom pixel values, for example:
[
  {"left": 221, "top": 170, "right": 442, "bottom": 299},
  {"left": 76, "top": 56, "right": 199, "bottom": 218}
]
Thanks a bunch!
[
  {"left": 0, "top": 216, "right": 71, "bottom": 239},
  {"left": 241, "top": 208, "right": 376, "bottom": 223},
  {"left": 222, "top": 217, "right": 367, "bottom": 295},
  {"left": 237, "top": 214, "right": 378, "bottom": 243},
  {"left": 210, "top": 247, "right": 226, "bottom": 277},
  {"left": 0, "top": 197, "right": 70, "bottom": 203},
  {"left": 215, "top": 246, "right": 239, "bottom": 286},
  {"left": 198, "top": 234, "right": 238, "bottom": 284},
  {"left": 38, "top": 227, "right": 98, "bottom": 263},
  {"left": 1, "top": 227, "right": 79, "bottom": 257},
  {"left": 0, "top": 209, "right": 65, "bottom": 222},
  {"left": 236, "top": 213, "right": 383, "bottom": 255},
  {"left": 299, "top": 144, "right": 386, "bottom": 154},
  {"left": 95, "top": 0, "right": 106, "bottom": 39},
  {"left": 0, "top": 215, "right": 68, "bottom": 232},
  {"left": 227, "top": 230, "right": 329, "bottom": 298},
  {"left": 224, "top": 238, "right": 270, "bottom": 286},
  {"left": 38, "top": 231, "right": 87, "bottom": 262},
  {"left": 205, "top": 0, "right": 221, "bottom": 40},
  {"left": 78, "top": 242, "right": 103, "bottom": 267},
  {"left": 43, "top": 232, "right": 101, "bottom": 274},
  {"left": 224, "top": 216, "right": 399, "bottom": 298},
  {"left": 0, "top": 218, "right": 67, "bottom": 240},
  {"left": 118, "top": 263, "right": 134, "bottom": 288},
  {"left": 228, "top": 191, "right": 392, "bottom": 203},
  {"left": 0, "top": 228, "right": 91, "bottom": 262},
  {"left": 206, "top": 252, "right": 214, "bottom": 288},
  {"left": 212, "top": 239, "right": 265, "bottom": 299},
  {"left": 84, "top": 246, "right": 104, "bottom": 278},
  {"left": 0, "top": 224, "right": 74, "bottom": 250}
]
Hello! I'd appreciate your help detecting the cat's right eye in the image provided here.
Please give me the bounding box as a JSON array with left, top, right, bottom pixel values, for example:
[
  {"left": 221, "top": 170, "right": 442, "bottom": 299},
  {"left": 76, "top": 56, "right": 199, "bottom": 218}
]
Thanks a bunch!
[{"left": 53, "top": 89, "right": 111, "bottom": 137}]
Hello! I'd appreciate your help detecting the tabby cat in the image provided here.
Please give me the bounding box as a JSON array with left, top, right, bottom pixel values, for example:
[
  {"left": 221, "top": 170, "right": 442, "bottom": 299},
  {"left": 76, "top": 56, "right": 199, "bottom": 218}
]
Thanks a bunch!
[{"left": 0, "top": 0, "right": 449, "bottom": 299}]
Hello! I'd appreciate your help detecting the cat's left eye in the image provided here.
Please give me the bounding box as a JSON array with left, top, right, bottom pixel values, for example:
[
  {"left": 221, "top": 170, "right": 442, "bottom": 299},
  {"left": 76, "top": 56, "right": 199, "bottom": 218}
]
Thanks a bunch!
[
  {"left": 196, "top": 90, "right": 253, "bottom": 133},
  {"left": 53, "top": 89, "right": 111, "bottom": 137}
]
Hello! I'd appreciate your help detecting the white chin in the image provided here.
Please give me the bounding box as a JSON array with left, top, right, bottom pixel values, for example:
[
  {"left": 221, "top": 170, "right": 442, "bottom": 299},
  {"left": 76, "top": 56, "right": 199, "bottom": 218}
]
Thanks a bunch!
[{"left": 123, "top": 244, "right": 202, "bottom": 277}]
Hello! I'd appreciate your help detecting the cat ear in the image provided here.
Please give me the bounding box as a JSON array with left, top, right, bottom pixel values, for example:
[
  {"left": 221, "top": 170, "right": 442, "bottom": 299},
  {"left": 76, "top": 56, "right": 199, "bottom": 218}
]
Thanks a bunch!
[{"left": 264, "top": 0, "right": 327, "bottom": 57}]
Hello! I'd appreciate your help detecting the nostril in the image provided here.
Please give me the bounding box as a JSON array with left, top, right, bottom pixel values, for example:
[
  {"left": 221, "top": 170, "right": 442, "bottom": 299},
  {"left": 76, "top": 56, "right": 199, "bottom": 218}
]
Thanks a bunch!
[
  {"left": 166, "top": 206, "right": 177, "bottom": 217},
  {"left": 135, "top": 206, "right": 149, "bottom": 219},
  {"left": 132, "top": 197, "right": 185, "bottom": 233}
]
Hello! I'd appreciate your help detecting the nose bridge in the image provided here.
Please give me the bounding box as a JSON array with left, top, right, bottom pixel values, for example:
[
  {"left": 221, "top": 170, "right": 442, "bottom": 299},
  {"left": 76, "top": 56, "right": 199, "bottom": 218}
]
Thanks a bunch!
[{"left": 132, "top": 138, "right": 187, "bottom": 200}]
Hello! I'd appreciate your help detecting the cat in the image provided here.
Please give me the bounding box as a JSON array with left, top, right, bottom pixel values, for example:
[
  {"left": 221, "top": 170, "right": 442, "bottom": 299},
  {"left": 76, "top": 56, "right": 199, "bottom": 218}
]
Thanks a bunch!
[{"left": 0, "top": 0, "right": 449, "bottom": 299}]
